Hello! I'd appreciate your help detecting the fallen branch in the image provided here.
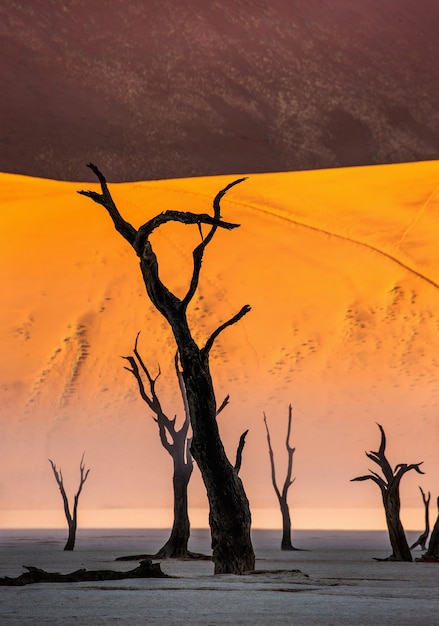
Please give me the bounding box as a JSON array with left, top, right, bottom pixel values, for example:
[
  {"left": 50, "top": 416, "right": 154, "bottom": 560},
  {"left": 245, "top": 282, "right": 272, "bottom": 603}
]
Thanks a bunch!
[
  {"left": 0, "top": 560, "right": 167, "bottom": 586},
  {"left": 116, "top": 551, "right": 211, "bottom": 562}
]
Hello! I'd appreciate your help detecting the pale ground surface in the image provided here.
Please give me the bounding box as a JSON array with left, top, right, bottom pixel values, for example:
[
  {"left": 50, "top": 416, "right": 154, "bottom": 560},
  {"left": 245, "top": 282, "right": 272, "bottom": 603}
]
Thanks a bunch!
[{"left": 0, "top": 529, "right": 437, "bottom": 625}]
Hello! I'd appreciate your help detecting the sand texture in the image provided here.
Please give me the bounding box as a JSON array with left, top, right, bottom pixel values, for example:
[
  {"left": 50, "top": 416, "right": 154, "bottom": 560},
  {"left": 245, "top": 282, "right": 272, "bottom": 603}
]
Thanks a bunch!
[{"left": 1, "top": 162, "right": 439, "bottom": 529}]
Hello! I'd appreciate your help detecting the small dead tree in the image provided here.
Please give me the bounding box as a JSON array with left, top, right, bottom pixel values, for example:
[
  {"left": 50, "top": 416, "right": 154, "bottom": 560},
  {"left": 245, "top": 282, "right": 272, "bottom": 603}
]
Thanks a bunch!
[
  {"left": 263, "top": 405, "right": 298, "bottom": 550},
  {"left": 417, "top": 496, "right": 439, "bottom": 562},
  {"left": 123, "top": 337, "right": 193, "bottom": 558},
  {"left": 351, "top": 423, "right": 424, "bottom": 561},
  {"left": 48, "top": 454, "right": 90, "bottom": 551},
  {"left": 79, "top": 165, "right": 255, "bottom": 574},
  {"left": 410, "top": 486, "right": 431, "bottom": 550}
]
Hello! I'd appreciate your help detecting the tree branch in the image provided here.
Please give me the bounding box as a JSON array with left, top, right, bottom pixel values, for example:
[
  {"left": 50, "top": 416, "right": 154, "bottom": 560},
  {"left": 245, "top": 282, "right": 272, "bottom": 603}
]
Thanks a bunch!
[
  {"left": 263, "top": 413, "right": 282, "bottom": 503},
  {"left": 216, "top": 395, "right": 230, "bottom": 416},
  {"left": 49, "top": 459, "right": 72, "bottom": 525},
  {"left": 174, "top": 351, "right": 191, "bottom": 446},
  {"left": 372, "top": 423, "right": 394, "bottom": 484},
  {"left": 181, "top": 177, "right": 246, "bottom": 310},
  {"left": 351, "top": 474, "right": 387, "bottom": 492},
  {"left": 281, "top": 404, "right": 296, "bottom": 501},
  {"left": 73, "top": 453, "right": 90, "bottom": 518},
  {"left": 393, "top": 462, "right": 424, "bottom": 489},
  {"left": 234, "top": 430, "right": 249, "bottom": 474},
  {"left": 202, "top": 305, "right": 251, "bottom": 356},
  {"left": 77, "top": 163, "right": 137, "bottom": 246}
]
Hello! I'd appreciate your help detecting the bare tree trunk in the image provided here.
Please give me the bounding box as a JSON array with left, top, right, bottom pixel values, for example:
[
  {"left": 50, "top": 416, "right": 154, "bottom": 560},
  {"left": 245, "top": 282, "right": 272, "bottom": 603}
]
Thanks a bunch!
[
  {"left": 352, "top": 424, "right": 424, "bottom": 562},
  {"left": 417, "top": 497, "right": 439, "bottom": 562},
  {"left": 410, "top": 487, "right": 430, "bottom": 550},
  {"left": 79, "top": 166, "right": 255, "bottom": 574},
  {"left": 182, "top": 347, "right": 254, "bottom": 573},
  {"left": 64, "top": 520, "right": 77, "bottom": 551},
  {"left": 155, "top": 465, "right": 191, "bottom": 558},
  {"left": 49, "top": 454, "right": 90, "bottom": 551},
  {"left": 263, "top": 405, "right": 298, "bottom": 550},
  {"left": 123, "top": 339, "right": 194, "bottom": 558},
  {"left": 382, "top": 484, "right": 412, "bottom": 561}
]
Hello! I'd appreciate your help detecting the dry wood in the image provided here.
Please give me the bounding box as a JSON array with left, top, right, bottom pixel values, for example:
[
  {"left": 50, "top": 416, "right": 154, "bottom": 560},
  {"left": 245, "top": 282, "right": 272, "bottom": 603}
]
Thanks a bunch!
[
  {"left": 410, "top": 486, "right": 431, "bottom": 550},
  {"left": 263, "top": 405, "right": 298, "bottom": 550},
  {"left": 48, "top": 454, "right": 90, "bottom": 551},
  {"left": 79, "top": 166, "right": 255, "bottom": 574},
  {"left": 0, "top": 560, "right": 167, "bottom": 586},
  {"left": 416, "top": 496, "right": 439, "bottom": 562},
  {"left": 351, "top": 423, "right": 424, "bottom": 561}
]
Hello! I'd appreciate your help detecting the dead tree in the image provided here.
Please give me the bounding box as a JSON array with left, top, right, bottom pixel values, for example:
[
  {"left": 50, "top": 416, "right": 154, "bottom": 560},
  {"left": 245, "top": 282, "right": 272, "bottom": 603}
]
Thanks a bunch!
[
  {"left": 263, "top": 405, "right": 298, "bottom": 550},
  {"left": 122, "top": 334, "right": 235, "bottom": 559},
  {"left": 351, "top": 423, "right": 424, "bottom": 561},
  {"left": 416, "top": 497, "right": 439, "bottom": 562},
  {"left": 123, "top": 336, "right": 193, "bottom": 558},
  {"left": 48, "top": 454, "right": 90, "bottom": 551},
  {"left": 410, "top": 487, "right": 431, "bottom": 550},
  {"left": 79, "top": 164, "right": 255, "bottom": 574}
]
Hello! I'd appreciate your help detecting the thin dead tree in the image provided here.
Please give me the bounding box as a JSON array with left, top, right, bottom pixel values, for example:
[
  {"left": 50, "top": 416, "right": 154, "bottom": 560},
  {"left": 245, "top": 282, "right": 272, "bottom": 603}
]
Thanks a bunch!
[
  {"left": 410, "top": 486, "right": 431, "bottom": 550},
  {"left": 120, "top": 335, "right": 248, "bottom": 561},
  {"left": 79, "top": 164, "right": 255, "bottom": 574},
  {"left": 416, "top": 496, "right": 439, "bottom": 562},
  {"left": 263, "top": 405, "right": 298, "bottom": 550},
  {"left": 351, "top": 423, "right": 424, "bottom": 561},
  {"left": 48, "top": 454, "right": 90, "bottom": 551},
  {"left": 122, "top": 336, "right": 194, "bottom": 559}
]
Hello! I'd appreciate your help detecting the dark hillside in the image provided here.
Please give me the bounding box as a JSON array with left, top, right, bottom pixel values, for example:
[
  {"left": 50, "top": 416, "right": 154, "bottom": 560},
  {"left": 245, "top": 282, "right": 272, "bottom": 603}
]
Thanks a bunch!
[{"left": 1, "top": 0, "right": 438, "bottom": 181}]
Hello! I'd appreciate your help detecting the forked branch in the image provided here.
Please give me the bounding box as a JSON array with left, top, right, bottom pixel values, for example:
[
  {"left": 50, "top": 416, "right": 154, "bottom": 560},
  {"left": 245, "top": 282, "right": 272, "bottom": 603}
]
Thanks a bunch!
[
  {"left": 182, "top": 177, "right": 247, "bottom": 309},
  {"left": 263, "top": 405, "right": 298, "bottom": 550},
  {"left": 263, "top": 407, "right": 296, "bottom": 503},
  {"left": 122, "top": 335, "right": 189, "bottom": 455},
  {"left": 78, "top": 164, "right": 137, "bottom": 245},
  {"left": 351, "top": 423, "right": 424, "bottom": 561},
  {"left": 79, "top": 165, "right": 247, "bottom": 333},
  {"left": 351, "top": 423, "right": 424, "bottom": 493},
  {"left": 48, "top": 454, "right": 90, "bottom": 550}
]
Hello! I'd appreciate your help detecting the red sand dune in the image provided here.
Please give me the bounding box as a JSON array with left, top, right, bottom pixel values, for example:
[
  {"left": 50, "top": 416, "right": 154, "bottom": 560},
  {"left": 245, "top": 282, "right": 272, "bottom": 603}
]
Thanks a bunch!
[
  {"left": 1, "top": 0, "right": 439, "bottom": 182},
  {"left": 1, "top": 161, "right": 439, "bottom": 529}
]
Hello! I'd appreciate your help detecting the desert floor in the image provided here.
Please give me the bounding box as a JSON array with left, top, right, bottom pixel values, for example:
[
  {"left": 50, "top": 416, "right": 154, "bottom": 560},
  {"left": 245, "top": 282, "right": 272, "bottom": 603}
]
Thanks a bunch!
[{"left": 0, "top": 528, "right": 437, "bottom": 625}]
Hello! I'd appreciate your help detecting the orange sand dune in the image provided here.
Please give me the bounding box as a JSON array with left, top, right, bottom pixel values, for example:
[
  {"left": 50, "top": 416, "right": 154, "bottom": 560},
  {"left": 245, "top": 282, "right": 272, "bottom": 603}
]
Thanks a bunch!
[{"left": 1, "top": 161, "right": 439, "bottom": 530}]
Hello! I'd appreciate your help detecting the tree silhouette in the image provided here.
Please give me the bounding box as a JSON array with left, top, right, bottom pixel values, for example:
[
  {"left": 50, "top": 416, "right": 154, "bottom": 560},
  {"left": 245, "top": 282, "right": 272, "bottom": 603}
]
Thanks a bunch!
[
  {"left": 416, "top": 496, "right": 439, "bottom": 562},
  {"left": 123, "top": 335, "right": 194, "bottom": 558},
  {"left": 121, "top": 333, "right": 236, "bottom": 560},
  {"left": 79, "top": 165, "right": 255, "bottom": 574},
  {"left": 49, "top": 453, "right": 90, "bottom": 551},
  {"left": 410, "top": 486, "right": 431, "bottom": 550},
  {"left": 263, "top": 405, "right": 298, "bottom": 550},
  {"left": 351, "top": 423, "right": 424, "bottom": 561}
]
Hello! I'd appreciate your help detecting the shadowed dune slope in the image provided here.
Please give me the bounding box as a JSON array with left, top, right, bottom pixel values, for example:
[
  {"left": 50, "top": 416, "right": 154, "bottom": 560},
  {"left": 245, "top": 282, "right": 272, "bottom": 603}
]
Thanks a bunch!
[
  {"left": 1, "top": 0, "right": 439, "bottom": 182},
  {"left": 1, "top": 161, "right": 439, "bottom": 528}
]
